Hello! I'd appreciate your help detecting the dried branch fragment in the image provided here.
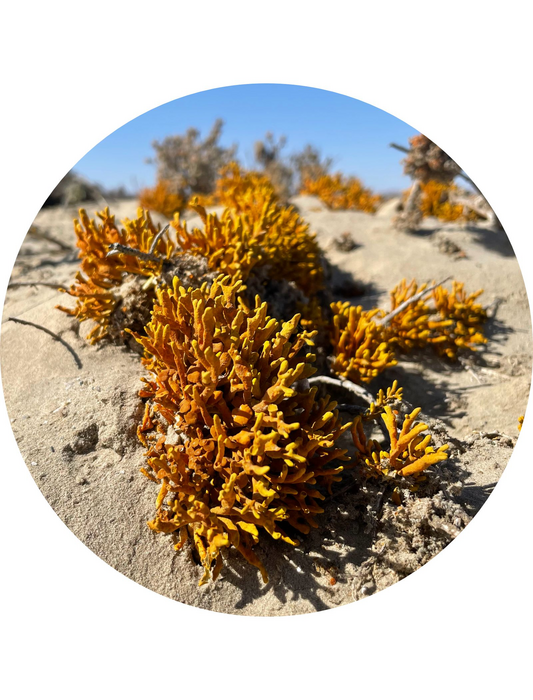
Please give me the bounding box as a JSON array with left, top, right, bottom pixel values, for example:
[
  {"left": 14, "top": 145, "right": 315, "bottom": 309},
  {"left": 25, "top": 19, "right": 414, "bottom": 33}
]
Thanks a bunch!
[
  {"left": 133, "top": 275, "right": 351, "bottom": 585},
  {"left": 8, "top": 316, "right": 82, "bottom": 369}
]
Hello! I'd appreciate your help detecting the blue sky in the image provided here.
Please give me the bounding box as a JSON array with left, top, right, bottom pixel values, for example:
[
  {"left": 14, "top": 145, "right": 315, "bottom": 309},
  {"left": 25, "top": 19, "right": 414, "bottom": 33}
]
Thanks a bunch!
[{"left": 74, "top": 84, "right": 420, "bottom": 195}]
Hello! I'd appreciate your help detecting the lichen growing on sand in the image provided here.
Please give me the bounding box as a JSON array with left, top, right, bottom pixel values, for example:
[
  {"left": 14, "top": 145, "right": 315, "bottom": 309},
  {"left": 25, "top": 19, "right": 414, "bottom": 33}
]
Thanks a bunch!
[
  {"left": 132, "top": 275, "right": 351, "bottom": 584},
  {"left": 57, "top": 207, "right": 174, "bottom": 342}
]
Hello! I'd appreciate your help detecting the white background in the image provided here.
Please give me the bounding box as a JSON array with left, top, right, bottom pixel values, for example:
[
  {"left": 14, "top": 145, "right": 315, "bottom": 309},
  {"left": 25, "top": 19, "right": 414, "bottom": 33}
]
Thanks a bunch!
[{"left": 1, "top": 2, "right": 531, "bottom": 698}]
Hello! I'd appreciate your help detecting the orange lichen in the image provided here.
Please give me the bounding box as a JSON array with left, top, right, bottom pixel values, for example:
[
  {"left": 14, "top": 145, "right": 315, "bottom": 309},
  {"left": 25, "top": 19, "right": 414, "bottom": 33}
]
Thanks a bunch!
[
  {"left": 403, "top": 180, "right": 480, "bottom": 222},
  {"left": 139, "top": 180, "right": 186, "bottom": 219},
  {"left": 172, "top": 196, "right": 325, "bottom": 298},
  {"left": 380, "top": 279, "right": 487, "bottom": 360},
  {"left": 133, "top": 275, "right": 351, "bottom": 584},
  {"left": 301, "top": 173, "right": 382, "bottom": 213},
  {"left": 171, "top": 199, "right": 263, "bottom": 283},
  {"left": 329, "top": 302, "right": 397, "bottom": 384},
  {"left": 351, "top": 401, "right": 449, "bottom": 481},
  {"left": 327, "top": 280, "right": 487, "bottom": 384},
  {"left": 196, "top": 162, "right": 278, "bottom": 211},
  {"left": 57, "top": 208, "right": 174, "bottom": 342},
  {"left": 431, "top": 281, "right": 488, "bottom": 358}
]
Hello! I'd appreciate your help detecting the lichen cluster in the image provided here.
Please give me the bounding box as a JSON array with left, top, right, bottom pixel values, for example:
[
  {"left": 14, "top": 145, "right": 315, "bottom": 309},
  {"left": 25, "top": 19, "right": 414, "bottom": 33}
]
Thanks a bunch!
[
  {"left": 172, "top": 194, "right": 325, "bottom": 299},
  {"left": 301, "top": 173, "right": 382, "bottom": 213},
  {"left": 329, "top": 302, "right": 396, "bottom": 383},
  {"left": 196, "top": 162, "right": 278, "bottom": 210},
  {"left": 139, "top": 180, "right": 186, "bottom": 219},
  {"left": 409, "top": 180, "right": 481, "bottom": 223},
  {"left": 56, "top": 164, "right": 488, "bottom": 587},
  {"left": 57, "top": 208, "right": 174, "bottom": 342},
  {"left": 352, "top": 403, "right": 449, "bottom": 482},
  {"left": 327, "top": 279, "right": 487, "bottom": 383},
  {"left": 132, "top": 276, "right": 350, "bottom": 583}
]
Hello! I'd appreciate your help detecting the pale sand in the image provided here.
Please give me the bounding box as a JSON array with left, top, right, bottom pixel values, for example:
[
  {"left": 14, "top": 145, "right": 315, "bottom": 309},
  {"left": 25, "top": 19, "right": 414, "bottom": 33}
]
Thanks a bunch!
[{"left": 1, "top": 196, "right": 530, "bottom": 615}]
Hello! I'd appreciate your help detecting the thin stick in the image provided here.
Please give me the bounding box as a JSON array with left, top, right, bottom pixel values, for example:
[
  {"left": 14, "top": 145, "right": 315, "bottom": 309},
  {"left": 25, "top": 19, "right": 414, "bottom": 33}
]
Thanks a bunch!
[
  {"left": 7, "top": 317, "right": 82, "bottom": 369},
  {"left": 377, "top": 276, "right": 451, "bottom": 326},
  {"left": 148, "top": 224, "right": 170, "bottom": 255},
  {"left": 107, "top": 243, "right": 161, "bottom": 263},
  {"left": 308, "top": 375, "right": 375, "bottom": 404},
  {"left": 8, "top": 281, "right": 62, "bottom": 290},
  {"left": 324, "top": 475, "right": 360, "bottom": 502},
  {"left": 389, "top": 142, "right": 410, "bottom": 155},
  {"left": 336, "top": 403, "right": 372, "bottom": 413}
]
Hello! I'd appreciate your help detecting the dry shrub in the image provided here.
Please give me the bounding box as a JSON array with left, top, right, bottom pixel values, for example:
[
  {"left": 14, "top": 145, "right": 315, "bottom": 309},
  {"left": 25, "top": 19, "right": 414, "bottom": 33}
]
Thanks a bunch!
[
  {"left": 291, "top": 144, "right": 333, "bottom": 190},
  {"left": 402, "top": 134, "right": 461, "bottom": 184},
  {"left": 403, "top": 180, "right": 481, "bottom": 223},
  {"left": 253, "top": 132, "right": 294, "bottom": 201},
  {"left": 148, "top": 118, "right": 237, "bottom": 203}
]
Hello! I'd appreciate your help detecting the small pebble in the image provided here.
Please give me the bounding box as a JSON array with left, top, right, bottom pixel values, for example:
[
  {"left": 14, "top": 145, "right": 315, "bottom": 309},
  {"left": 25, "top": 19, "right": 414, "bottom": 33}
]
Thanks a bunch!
[{"left": 31, "top": 461, "right": 37, "bottom": 466}]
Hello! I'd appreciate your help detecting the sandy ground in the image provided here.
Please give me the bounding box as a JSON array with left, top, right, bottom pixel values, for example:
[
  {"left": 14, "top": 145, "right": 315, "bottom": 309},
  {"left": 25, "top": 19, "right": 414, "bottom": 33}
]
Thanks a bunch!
[{"left": 1, "top": 196, "right": 530, "bottom": 615}]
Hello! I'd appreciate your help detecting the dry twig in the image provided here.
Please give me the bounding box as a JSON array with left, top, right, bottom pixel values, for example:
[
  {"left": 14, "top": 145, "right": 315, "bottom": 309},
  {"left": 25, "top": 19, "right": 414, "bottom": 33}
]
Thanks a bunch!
[
  {"left": 377, "top": 276, "right": 451, "bottom": 326},
  {"left": 308, "top": 375, "right": 375, "bottom": 404},
  {"left": 7, "top": 317, "right": 82, "bottom": 369}
]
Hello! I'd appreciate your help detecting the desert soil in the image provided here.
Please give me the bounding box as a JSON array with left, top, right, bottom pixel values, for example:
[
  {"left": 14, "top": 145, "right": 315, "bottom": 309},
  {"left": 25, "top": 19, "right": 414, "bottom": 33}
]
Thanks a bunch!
[{"left": 1, "top": 195, "right": 530, "bottom": 615}]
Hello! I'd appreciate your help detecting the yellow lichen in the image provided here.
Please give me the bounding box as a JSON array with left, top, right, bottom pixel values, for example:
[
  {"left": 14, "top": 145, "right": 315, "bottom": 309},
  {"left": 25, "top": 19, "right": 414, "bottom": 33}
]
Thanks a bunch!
[
  {"left": 196, "top": 162, "right": 278, "bottom": 211},
  {"left": 301, "top": 173, "right": 382, "bottom": 213},
  {"left": 132, "top": 275, "right": 351, "bottom": 584},
  {"left": 57, "top": 208, "right": 174, "bottom": 342},
  {"left": 351, "top": 400, "right": 449, "bottom": 481},
  {"left": 139, "top": 180, "right": 186, "bottom": 219},
  {"left": 172, "top": 196, "right": 325, "bottom": 298},
  {"left": 379, "top": 279, "right": 487, "bottom": 360},
  {"left": 329, "top": 302, "right": 397, "bottom": 384},
  {"left": 327, "top": 280, "right": 487, "bottom": 384},
  {"left": 403, "top": 180, "right": 481, "bottom": 223}
]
